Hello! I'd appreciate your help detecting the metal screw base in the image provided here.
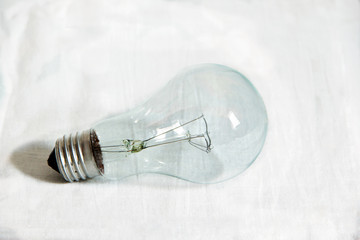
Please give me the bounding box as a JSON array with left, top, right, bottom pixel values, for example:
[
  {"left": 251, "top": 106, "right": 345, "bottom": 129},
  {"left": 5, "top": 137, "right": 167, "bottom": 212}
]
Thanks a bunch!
[{"left": 55, "top": 129, "right": 101, "bottom": 182}]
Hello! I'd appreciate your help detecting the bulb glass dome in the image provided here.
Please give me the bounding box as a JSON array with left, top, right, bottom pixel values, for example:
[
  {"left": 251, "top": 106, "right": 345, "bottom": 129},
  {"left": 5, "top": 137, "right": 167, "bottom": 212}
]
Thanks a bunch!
[{"left": 91, "top": 63, "right": 268, "bottom": 183}]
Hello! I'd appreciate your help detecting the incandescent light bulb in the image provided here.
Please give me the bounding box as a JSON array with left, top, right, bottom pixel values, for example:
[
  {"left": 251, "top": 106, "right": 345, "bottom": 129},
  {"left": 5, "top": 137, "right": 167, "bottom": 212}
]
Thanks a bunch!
[{"left": 47, "top": 64, "right": 268, "bottom": 183}]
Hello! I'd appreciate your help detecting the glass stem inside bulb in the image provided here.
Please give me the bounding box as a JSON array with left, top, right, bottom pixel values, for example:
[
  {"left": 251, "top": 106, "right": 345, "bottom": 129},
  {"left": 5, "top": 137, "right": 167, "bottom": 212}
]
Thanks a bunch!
[{"left": 101, "top": 115, "right": 212, "bottom": 155}]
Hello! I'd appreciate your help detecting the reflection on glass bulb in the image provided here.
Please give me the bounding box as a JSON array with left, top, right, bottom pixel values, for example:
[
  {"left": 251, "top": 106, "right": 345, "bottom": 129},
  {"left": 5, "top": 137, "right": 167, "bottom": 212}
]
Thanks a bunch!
[{"left": 48, "top": 64, "right": 268, "bottom": 183}]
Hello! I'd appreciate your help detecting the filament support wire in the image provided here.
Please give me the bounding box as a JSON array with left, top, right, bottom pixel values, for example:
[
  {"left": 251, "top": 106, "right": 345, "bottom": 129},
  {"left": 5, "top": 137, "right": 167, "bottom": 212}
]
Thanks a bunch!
[{"left": 101, "top": 114, "right": 212, "bottom": 154}]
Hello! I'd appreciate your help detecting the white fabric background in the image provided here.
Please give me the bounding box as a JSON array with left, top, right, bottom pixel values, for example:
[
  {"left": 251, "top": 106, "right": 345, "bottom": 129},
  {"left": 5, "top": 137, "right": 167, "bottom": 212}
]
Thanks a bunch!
[{"left": 0, "top": 0, "right": 359, "bottom": 239}]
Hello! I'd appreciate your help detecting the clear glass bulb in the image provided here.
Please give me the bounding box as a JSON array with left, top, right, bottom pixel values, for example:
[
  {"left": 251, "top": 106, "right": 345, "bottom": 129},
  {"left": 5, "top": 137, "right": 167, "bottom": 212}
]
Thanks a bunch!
[{"left": 49, "top": 64, "right": 268, "bottom": 183}]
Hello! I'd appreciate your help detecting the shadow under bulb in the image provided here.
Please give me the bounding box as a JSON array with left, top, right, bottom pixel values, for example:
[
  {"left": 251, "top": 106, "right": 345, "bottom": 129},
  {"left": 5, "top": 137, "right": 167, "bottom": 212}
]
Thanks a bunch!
[{"left": 47, "top": 64, "right": 268, "bottom": 183}]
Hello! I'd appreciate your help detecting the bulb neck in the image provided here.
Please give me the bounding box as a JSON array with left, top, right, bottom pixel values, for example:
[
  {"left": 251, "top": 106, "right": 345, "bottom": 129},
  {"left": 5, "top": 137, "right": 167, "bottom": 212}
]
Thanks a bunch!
[{"left": 54, "top": 129, "right": 102, "bottom": 182}]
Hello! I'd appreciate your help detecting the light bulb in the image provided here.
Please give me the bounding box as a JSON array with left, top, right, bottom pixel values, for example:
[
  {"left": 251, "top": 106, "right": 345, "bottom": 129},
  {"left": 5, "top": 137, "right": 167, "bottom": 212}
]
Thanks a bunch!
[{"left": 48, "top": 64, "right": 268, "bottom": 183}]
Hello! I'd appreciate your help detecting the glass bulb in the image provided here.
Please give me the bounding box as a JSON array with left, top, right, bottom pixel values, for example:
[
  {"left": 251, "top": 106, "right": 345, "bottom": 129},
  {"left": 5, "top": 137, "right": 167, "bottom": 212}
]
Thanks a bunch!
[{"left": 48, "top": 64, "right": 268, "bottom": 183}]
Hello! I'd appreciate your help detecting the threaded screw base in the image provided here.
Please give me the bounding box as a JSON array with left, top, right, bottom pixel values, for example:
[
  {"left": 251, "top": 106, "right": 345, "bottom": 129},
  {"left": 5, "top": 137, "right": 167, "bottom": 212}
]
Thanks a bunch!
[{"left": 55, "top": 129, "right": 101, "bottom": 182}]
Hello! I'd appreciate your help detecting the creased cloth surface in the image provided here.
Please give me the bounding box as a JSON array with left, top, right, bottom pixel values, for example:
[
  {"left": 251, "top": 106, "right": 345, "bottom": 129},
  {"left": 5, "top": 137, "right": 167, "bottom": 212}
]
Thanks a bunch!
[{"left": 0, "top": 0, "right": 359, "bottom": 239}]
